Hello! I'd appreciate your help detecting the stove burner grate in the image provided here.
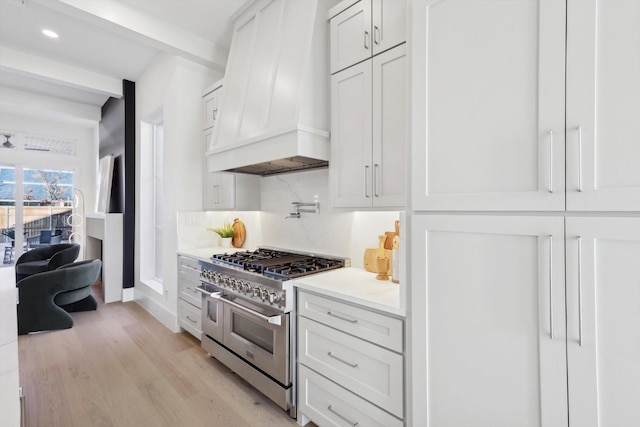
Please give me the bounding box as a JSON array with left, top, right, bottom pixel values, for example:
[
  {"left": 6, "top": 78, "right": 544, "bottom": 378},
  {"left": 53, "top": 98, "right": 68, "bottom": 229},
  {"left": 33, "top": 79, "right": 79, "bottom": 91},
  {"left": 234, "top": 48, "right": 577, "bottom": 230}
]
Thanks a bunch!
[{"left": 210, "top": 249, "right": 344, "bottom": 279}]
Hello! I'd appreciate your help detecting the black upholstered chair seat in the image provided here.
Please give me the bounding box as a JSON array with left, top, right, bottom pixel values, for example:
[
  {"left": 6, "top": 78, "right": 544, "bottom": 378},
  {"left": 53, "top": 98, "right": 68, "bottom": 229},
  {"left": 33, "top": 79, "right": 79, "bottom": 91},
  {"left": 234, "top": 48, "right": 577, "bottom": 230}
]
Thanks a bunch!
[
  {"left": 15, "top": 243, "right": 80, "bottom": 282},
  {"left": 17, "top": 259, "right": 102, "bottom": 334}
]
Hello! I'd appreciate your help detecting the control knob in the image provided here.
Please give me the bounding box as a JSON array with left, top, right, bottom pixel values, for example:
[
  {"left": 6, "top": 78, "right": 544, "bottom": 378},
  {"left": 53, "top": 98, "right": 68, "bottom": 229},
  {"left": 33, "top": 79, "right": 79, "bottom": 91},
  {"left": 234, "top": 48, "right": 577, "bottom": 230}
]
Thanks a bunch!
[
  {"left": 260, "top": 288, "right": 269, "bottom": 301},
  {"left": 268, "top": 292, "right": 279, "bottom": 304}
]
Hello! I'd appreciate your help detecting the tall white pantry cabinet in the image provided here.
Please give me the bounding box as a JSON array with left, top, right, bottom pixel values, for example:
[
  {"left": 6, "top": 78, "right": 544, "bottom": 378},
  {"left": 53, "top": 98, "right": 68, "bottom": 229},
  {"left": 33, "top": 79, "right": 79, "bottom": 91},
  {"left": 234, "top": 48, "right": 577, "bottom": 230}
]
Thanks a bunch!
[{"left": 407, "top": 1, "right": 640, "bottom": 427}]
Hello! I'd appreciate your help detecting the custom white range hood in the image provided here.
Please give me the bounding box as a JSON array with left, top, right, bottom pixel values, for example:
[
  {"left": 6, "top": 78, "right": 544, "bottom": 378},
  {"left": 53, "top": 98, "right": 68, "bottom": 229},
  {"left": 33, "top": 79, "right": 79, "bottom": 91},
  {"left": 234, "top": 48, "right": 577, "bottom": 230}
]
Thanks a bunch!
[{"left": 207, "top": 0, "right": 331, "bottom": 176}]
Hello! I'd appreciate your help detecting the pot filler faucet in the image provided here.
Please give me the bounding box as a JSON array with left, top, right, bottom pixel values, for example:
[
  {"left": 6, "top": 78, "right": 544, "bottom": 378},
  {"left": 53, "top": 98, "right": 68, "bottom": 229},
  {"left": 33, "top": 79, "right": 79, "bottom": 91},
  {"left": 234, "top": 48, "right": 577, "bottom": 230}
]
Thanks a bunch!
[{"left": 285, "top": 201, "right": 320, "bottom": 219}]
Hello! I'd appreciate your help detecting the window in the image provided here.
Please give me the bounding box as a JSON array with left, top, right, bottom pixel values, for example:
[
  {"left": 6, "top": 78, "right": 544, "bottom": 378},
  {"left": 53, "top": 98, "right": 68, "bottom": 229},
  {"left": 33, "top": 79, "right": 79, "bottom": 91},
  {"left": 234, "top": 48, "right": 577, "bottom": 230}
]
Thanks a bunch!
[
  {"left": 1, "top": 164, "right": 75, "bottom": 266},
  {"left": 140, "top": 117, "right": 164, "bottom": 294},
  {"left": 153, "top": 123, "right": 164, "bottom": 281}
]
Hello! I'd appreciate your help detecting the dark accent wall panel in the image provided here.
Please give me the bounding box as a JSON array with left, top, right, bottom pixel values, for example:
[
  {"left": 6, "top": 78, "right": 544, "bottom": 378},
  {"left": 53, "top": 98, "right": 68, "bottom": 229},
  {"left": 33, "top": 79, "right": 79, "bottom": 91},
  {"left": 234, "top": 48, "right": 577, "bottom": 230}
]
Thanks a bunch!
[{"left": 99, "top": 80, "right": 135, "bottom": 289}]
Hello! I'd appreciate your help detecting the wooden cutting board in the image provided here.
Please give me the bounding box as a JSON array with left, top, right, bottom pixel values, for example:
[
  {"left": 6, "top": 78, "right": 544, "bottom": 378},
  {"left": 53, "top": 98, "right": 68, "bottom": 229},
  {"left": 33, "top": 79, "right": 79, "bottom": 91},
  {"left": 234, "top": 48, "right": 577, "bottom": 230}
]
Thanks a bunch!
[{"left": 364, "top": 248, "right": 393, "bottom": 274}]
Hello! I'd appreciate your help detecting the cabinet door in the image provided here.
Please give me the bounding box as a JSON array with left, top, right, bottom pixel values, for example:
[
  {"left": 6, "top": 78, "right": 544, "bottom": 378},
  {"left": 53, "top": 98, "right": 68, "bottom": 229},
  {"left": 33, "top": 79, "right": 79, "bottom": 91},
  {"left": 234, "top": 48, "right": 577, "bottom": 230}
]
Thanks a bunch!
[
  {"left": 566, "top": 0, "right": 640, "bottom": 211},
  {"left": 330, "top": 61, "right": 373, "bottom": 208},
  {"left": 566, "top": 217, "right": 640, "bottom": 427},
  {"left": 203, "top": 172, "right": 236, "bottom": 211},
  {"left": 410, "top": 214, "right": 567, "bottom": 427},
  {"left": 203, "top": 89, "right": 218, "bottom": 130},
  {"left": 203, "top": 170, "right": 218, "bottom": 211},
  {"left": 372, "top": 44, "right": 405, "bottom": 207},
  {"left": 371, "top": 0, "right": 406, "bottom": 55},
  {"left": 411, "top": 0, "right": 566, "bottom": 211},
  {"left": 330, "top": 0, "right": 372, "bottom": 73},
  {"left": 214, "top": 173, "right": 236, "bottom": 210}
]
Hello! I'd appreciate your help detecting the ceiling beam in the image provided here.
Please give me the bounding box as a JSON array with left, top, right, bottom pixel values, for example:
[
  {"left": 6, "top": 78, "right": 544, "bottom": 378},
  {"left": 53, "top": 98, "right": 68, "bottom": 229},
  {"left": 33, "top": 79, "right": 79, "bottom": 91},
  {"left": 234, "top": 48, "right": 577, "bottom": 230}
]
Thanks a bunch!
[
  {"left": 0, "top": 46, "right": 123, "bottom": 98},
  {"left": 0, "top": 86, "right": 102, "bottom": 123},
  {"left": 35, "top": 0, "right": 228, "bottom": 71}
]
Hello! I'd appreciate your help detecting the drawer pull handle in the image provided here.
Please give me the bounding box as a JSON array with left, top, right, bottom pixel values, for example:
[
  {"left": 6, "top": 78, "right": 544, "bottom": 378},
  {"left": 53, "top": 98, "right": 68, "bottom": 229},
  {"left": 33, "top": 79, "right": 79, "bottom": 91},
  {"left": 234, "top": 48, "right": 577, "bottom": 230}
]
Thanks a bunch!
[
  {"left": 327, "top": 352, "right": 358, "bottom": 368},
  {"left": 328, "top": 405, "right": 359, "bottom": 426},
  {"left": 327, "top": 311, "right": 358, "bottom": 324},
  {"left": 549, "top": 234, "right": 554, "bottom": 340},
  {"left": 577, "top": 125, "right": 583, "bottom": 192},
  {"left": 577, "top": 236, "right": 583, "bottom": 347},
  {"left": 548, "top": 129, "right": 554, "bottom": 193},
  {"left": 185, "top": 316, "right": 197, "bottom": 324}
]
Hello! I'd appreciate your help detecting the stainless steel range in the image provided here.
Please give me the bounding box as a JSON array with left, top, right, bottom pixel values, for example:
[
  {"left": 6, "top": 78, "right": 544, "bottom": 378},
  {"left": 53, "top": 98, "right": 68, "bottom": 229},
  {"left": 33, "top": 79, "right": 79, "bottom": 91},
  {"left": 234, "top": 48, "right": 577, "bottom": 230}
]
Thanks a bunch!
[{"left": 196, "top": 247, "right": 348, "bottom": 418}]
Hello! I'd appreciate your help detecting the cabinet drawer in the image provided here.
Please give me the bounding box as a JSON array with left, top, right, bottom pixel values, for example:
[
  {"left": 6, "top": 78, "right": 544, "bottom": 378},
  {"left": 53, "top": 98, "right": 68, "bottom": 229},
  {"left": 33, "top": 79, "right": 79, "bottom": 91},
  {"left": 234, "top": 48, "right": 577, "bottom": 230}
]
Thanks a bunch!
[
  {"left": 299, "top": 365, "right": 403, "bottom": 427},
  {"left": 178, "top": 275, "right": 202, "bottom": 308},
  {"left": 298, "top": 291, "right": 403, "bottom": 352},
  {"left": 178, "top": 255, "right": 200, "bottom": 273},
  {"left": 299, "top": 316, "right": 403, "bottom": 418},
  {"left": 178, "top": 299, "right": 201, "bottom": 339}
]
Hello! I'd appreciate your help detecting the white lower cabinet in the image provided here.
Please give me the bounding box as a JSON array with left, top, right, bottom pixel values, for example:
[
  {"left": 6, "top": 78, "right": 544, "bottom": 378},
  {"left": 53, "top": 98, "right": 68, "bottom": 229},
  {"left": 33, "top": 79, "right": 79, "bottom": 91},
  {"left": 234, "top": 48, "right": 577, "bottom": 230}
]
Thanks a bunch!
[
  {"left": 565, "top": 217, "right": 640, "bottom": 427},
  {"left": 297, "top": 290, "right": 404, "bottom": 426},
  {"left": 410, "top": 214, "right": 640, "bottom": 427},
  {"left": 299, "top": 365, "right": 403, "bottom": 427},
  {"left": 177, "top": 255, "right": 202, "bottom": 339},
  {"left": 412, "top": 214, "right": 567, "bottom": 427}
]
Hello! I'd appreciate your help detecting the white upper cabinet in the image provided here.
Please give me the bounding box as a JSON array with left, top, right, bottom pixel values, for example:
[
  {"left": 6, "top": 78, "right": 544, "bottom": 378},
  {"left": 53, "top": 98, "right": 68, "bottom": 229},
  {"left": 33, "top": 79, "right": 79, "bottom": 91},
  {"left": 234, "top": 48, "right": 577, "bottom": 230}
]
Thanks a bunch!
[
  {"left": 372, "top": 45, "right": 406, "bottom": 207},
  {"left": 565, "top": 0, "right": 640, "bottom": 211},
  {"left": 203, "top": 82, "right": 223, "bottom": 151},
  {"left": 371, "top": 0, "right": 406, "bottom": 55},
  {"left": 203, "top": 171, "right": 260, "bottom": 211},
  {"left": 331, "top": 60, "right": 373, "bottom": 208},
  {"left": 331, "top": 44, "right": 406, "bottom": 208},
  {"left": 203, "top": 85, "right": 222, "bottom": 132},
  {"left": 330, "top": 0, "right": 371, "bottom": 74},
  {"left": 411, "top": 0, "right": 566, "bottom": 211},
  {"left": 565, "top": 217, "right": 640, "bottom": 427},
  {"left": 203, "top": 172, "right": 235, "bottom": 211},
  {"left": 330, "top": 0, "right": 406, "bottom": 74},
  {"left": 412, "top": 0, "right": 639, "bottom": 212}
]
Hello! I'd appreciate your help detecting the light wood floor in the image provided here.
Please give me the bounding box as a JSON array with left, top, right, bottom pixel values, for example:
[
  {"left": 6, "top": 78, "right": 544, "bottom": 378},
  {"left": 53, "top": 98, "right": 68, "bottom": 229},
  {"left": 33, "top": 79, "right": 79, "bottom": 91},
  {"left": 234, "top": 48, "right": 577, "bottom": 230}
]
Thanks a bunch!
[{"left": 18, "top": 285, "right": 315, "bottom": 427}]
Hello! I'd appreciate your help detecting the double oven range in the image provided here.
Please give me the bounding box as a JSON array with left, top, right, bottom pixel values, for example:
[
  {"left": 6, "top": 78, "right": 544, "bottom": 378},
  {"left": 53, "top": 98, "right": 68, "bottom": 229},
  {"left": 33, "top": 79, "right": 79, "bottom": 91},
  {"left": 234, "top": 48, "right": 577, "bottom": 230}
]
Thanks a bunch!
[{"left": 196, "top": 247, "right": 348, "bottom": 418}]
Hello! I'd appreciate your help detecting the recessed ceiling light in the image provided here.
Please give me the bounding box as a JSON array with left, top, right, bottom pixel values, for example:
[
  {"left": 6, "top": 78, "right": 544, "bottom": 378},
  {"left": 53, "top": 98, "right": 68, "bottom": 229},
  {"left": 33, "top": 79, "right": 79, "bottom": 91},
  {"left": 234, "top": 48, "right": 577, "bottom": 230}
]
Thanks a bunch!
[{"left": 42, "top": 29, "right": 59, "bottom": 39}]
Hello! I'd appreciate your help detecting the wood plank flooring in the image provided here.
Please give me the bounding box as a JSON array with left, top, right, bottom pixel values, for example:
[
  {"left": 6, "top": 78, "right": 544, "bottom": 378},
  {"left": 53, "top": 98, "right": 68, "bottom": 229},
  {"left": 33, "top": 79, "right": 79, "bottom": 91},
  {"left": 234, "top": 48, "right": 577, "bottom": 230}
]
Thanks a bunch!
[{"left": 18, "top": 285, "right": 315, "bottom": 427}]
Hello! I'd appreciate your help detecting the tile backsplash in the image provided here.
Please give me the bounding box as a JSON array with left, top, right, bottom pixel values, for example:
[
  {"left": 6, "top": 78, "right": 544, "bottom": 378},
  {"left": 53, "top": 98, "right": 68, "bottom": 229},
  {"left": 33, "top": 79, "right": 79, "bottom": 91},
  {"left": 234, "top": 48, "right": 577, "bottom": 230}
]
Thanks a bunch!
[{"left": 177, "top": 169, "right": 400, "bottom": 269}]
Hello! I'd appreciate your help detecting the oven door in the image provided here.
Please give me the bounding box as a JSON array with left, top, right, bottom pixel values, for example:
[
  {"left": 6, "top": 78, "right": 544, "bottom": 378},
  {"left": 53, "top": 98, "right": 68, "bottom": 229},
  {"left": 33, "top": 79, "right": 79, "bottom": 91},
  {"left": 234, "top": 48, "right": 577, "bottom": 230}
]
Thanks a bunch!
[
  {"left": 197, "top": 284, "right": 224, "bottom": 343},
  {"left": 222, "top": 295, "right": 290, "bottom": 385}
]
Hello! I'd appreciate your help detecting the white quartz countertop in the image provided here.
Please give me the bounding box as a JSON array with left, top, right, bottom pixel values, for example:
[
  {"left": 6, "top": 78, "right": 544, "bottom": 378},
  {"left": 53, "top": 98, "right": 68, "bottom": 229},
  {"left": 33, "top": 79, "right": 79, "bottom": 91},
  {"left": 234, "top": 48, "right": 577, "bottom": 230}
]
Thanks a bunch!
[{"left": 293, "top": 267, "right": 403, "bottom": 317}]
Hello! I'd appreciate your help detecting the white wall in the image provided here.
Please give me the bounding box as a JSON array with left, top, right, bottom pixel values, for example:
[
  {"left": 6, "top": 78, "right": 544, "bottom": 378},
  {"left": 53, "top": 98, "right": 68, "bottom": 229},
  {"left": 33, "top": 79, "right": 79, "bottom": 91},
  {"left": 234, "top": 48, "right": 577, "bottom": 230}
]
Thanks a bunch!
[
  {"left": 0, "top": 111, "right": 98, "bottom": 260},
  {"left": 135, "top": 53, "right": 221, "bottom": 331}
]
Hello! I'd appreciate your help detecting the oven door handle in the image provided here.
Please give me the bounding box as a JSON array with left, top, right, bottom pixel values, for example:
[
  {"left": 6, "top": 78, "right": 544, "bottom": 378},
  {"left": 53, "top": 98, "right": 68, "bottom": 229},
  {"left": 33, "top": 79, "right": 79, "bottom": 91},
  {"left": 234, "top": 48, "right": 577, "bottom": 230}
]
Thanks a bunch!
[
  {"left": 195, "top": 287, "right": 221, "bottom": 299},
  {"left": 221, "top": 296, "right": 282, "bottom": 326}
]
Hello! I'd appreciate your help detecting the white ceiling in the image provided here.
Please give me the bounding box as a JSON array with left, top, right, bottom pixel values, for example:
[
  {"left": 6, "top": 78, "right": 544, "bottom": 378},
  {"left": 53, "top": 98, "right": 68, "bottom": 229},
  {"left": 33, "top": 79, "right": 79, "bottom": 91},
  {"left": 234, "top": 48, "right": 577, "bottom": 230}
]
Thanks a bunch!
[{"left": 0, "top": 0, "right": 245, "bottom": 120}]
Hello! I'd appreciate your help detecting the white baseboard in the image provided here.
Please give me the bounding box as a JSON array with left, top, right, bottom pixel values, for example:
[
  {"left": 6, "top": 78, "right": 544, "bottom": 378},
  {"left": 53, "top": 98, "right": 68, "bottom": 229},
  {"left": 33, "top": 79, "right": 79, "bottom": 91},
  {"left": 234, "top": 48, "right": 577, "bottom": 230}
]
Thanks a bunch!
[{"left": 133, "top": 288, "right": 180, "bottom": 333}]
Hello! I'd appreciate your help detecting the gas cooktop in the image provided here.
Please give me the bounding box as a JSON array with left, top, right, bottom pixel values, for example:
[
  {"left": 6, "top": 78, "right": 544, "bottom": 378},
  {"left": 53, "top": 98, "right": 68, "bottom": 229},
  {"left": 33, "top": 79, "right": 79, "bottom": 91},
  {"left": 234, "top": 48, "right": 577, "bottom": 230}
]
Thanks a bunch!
[{"left": 210, "top": 248, "right": 348, "bottom": 280}]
